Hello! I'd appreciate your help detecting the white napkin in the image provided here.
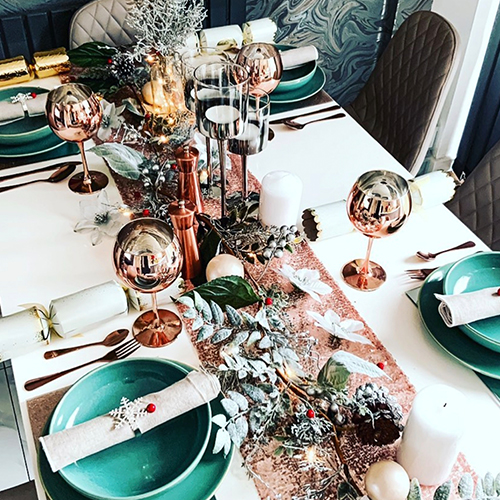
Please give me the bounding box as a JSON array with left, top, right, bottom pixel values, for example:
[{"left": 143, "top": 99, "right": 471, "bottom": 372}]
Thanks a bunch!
[
  {"left": 0, "top": 93, "right": 48, "bottom": 125},
  {"left": 435, "top": 287, "right": 500, "bottom": 327},
  {"left": 40, "top": 371, "right": 220, "bottom": 472},
  {"left": 281, "top": 46, "right": 319, "bottom": 70}
]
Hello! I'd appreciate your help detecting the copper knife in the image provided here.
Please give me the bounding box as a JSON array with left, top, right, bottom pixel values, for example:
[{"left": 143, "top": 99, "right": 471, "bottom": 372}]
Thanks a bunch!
[{"left": 0, "top": 161, "right": 81, "bottom": 182}]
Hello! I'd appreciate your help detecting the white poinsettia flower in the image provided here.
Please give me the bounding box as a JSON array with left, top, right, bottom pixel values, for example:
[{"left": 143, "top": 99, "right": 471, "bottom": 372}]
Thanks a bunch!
[
  {"left": 74, "top": 190, "right": 126, "bottom": 245},
  {"left": 279, "top": 264, "right": 332, "bottom": 302},
  {"left": 97, "top": 100, "right": 126, "bottom": 141},
  {"left": 307, "top": 309, "right": 371, "bottom": 345}
]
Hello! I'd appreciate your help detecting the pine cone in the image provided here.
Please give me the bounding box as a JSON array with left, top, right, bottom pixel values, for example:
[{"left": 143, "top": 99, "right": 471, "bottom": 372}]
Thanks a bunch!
[
  {"left": 351, "top": 383, "right": 404, "bottom": 446},
  {"left": 110, "top": 55, "right": 136, "bottom": 83}
]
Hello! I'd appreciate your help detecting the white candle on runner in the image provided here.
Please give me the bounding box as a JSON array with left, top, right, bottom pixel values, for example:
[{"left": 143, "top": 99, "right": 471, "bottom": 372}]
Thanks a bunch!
[
  {"left": 205, "top": 105, "right": 240, "bottom": 123},
  {"left": 259, "top": 170, "right": 303, "bottom": 227},
  {"left": 397, "top": 385, "right": 468, "bottom": 486}
]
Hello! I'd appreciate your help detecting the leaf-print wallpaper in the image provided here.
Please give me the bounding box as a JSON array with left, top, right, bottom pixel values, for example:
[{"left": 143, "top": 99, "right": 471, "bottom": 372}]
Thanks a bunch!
[{"left": 246, "top": 0, "right": 432, "bottom": 106}]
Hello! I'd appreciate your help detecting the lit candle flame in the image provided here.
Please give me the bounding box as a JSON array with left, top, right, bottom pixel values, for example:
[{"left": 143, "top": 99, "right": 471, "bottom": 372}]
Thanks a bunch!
[{"left": 305, "top": 446, "right": 316, "bottom": 463}]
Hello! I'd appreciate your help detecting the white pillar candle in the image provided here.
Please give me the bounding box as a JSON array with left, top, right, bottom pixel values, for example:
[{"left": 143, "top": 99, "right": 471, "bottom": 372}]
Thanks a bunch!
[
  {"left": 397, "top": 384, "right": 468, "bottom": 485},
  {"left": 50, "top": 281, "right": 128, "bottom": 338},
  {"left": 259, "top": 170, "right": 303, "bottom": 227}
]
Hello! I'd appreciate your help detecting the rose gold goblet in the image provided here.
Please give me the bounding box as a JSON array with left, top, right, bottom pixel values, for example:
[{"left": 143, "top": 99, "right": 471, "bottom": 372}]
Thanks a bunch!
[
  {"left": 46, "top": 83, "right": 108, "bottom": 194},
  {"left": 235, "top": 43, "right": 282, "bottom": 197},
  {"left": 113, "top": 217, "right": 184, "bottom": 348},
  {"left": 342, "top": 170, "right": 412, "bottom": 291}
]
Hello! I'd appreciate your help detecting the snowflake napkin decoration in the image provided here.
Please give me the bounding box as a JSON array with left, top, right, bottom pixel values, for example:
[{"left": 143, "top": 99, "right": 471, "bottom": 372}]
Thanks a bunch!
[
  {"left": 279, "top": 264, "right": 332, "bottom": 302},
  {"left": 307, "top": 309, "right": 371, "bottom": 345},
  {"left": 109, "top": 397, "right": 146, "bottom": 430}
]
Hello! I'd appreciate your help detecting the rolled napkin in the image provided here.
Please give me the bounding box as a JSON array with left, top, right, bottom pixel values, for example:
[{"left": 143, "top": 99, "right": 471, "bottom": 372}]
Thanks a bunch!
[
  {"left": 40, "top": 370, "right": 220, "bottom": 472},
  {"left": 50, "top": 281, "right": 128, "bottom": 338},
  {"left": 242, "top": 18, "right": 277, "bottom": 44},
  {"left": 0, "top": 92, "right": 48, "bottom": 125},
  {"left": 281, "top": 46, "right": 319, "bottom": 70},
  {"left": 435, "top": 287, "right": 500, "bottom": 327}
]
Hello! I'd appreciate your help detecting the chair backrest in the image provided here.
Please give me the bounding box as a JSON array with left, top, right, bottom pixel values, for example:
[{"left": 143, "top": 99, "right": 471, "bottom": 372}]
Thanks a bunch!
[
  {"left": 346, "top": 11, "right": 459, "bottom": 175},
  {"left": 447, "top": 139, "right": 500, "bottom": 250},
  {"left": 69, "top": 0, "right": 136, "bottom": 49}
]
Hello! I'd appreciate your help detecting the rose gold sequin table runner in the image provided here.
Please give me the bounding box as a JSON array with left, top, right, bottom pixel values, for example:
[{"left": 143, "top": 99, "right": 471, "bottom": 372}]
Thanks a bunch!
[{"left": 96, "top": 155, "right": 476, "bottom": 498}]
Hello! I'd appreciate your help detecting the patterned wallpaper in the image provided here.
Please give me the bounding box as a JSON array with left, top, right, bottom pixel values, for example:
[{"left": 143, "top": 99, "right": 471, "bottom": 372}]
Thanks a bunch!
[{"left": 247, "top": 0, "right": 432, "bottom": 106}]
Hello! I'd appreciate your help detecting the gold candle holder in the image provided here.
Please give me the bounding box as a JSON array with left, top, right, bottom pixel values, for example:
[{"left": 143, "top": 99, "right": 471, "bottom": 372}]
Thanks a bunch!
[
  {"left": 32, "top": 47, "right": 70, "bottom": 78},
  {"left": 0, "top": 55, "right": 34, "bottom": 87}
]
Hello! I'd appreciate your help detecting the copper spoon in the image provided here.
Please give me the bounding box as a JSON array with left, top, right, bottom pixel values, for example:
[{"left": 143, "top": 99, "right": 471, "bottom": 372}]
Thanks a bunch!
[
  {"left": 0, "top": 163, "right": 76, "bottom": 193},
  {"left": 416, "top": 241, "right": 476, "bottom": 261},
  {"left": 44, "top": 329, "right": 129, "bottom": 359}
]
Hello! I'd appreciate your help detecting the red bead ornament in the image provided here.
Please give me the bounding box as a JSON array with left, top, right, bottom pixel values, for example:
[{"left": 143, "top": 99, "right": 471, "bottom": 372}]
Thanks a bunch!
[
  {"left": 107, "top": 58, "right": 113, "bottom": 64},
  {"left": 306, "top": 409, "right": 315, "bottom": 419},
  {"left": 171, "top": 164, "right": 178, "bottom": 170},
  {"left": 377, "top": 361, "right": 386, "bottom": 370},
  {"left": 497, "top": 288, "right": 500, "bottom": 296},
  {"left": 146, "top": 403, "right": 156, "bottom": 413},
  {"left": 142, "top": 209, "right": 151, "bottom": 217},
  {"left": 265, "top": 297, "right": 273, "bottom": 306},
  {"left": 30, "top": 92, "right": 37, "bottom": 98}
]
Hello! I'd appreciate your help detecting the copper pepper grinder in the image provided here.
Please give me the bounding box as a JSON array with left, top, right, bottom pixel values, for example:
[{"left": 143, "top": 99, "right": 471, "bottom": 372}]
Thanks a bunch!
[
  {"left": 168, "top": 199, "right": 202, "bottom": 280},
  {"left": 175, "top": 144, "right": 204, "bottom": 213}
]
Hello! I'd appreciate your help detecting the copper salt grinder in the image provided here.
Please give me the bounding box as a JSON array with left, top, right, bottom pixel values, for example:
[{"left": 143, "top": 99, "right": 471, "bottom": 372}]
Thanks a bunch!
[
  {"left": 168, "top": 200, "right": 202, "bottom": 280},
  {"left": 175, "top": 144, "right": 204, "bottom": 213}
]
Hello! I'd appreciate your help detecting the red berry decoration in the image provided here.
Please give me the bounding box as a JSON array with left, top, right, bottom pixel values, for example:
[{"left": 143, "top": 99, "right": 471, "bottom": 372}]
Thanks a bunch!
[
  {"left": 145, "top": 113, "right": 151, "bottom": 120},
  {"left": 497, "top": 288, "right": 500, "bottom": 296},
  {"left": 107, "top": 58, "right": 113, "bottom": 64},
  {"left": 377, "top": 361, "right": 386, "bottom": 370},
  {"left": 142, "top": 209, "right": 151, "bottom": 217},
  {"left": 30, "top": 92, "right": 37, "bottom": 98},
  {"left": 146, "top": 403, "right": 156, "bottom": 413},
  {"left": 171, "top": 164, "right": 178, "bottom": 170},
  {"left": 265, "top": 297, "right": 273, "bottom": 306},
  {"left": 306, "top": 409, "right": 315, "bottom": 419}
]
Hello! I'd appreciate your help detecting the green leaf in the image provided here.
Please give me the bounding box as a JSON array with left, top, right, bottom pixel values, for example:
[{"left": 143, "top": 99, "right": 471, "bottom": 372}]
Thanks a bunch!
[
  {"left": 241, "top": 383, "right": 266, "bottom": 403},
  {"left": 226, "top": 305, "right": 242, "bottom": 326},
  {"left": 330, "top": 351, "right": 390, "bottom": 379},
  {"left": 228, "top": 391, "right": 249, "bottom": 411},
  {"left": 213, "top": 427, "right": 231, "bottom": 456},
  {"left": 483, "top": 473, "right": 495, "bottom": 496},
  {"left": 199, "top": 230, "right": 221, "bottom": 269},
  {"left": 177, "top": 296, "right": 194, "bottom": 308},
  {"left": 458, "top": 474, "right": 474, "bottom": 499},
  {"left": 221, "top": 398, "right": 239, "bottom": 417},
  {"left": 408, "top": 478, "right": 422, "bottom": 500},
  {"left": 196, "top": 324, "right": 214, "bottom": 342},
  {"left": 317, "top": 358, "right": 350, "bottom": 390},
  {"left": 337, "top": 482, "right": 358, "bottom": 500},
  {"left": 495, "top": 473, "right": 500, "bottom": 495},
  {"left": 434, "top": 481, "right": 452, "bottom": 500},
  {"left": 67, "top": 41, "right": 116, "bottom": 67},
  {"left": 227, "top": 416, "right": 248, "bottom": 447},
  {"left": 182, "top": 276, "right": 260, "bottom": 310},
  {"left": 211, "top": 328, "right": 233, "bottom": 344},
  {"left": 274, "top": 446, "right": 284, "bottom": 457},
  {"left": 210, "top": 300, "right": 224, "bottom": 325},
  {"left": 89, "top": 143, "right": 144, "bottom": 180}
]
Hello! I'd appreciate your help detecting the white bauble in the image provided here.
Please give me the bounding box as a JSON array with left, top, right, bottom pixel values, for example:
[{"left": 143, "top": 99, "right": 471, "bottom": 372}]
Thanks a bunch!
[
  {"left": 364, "top": 461, "right": 410, "bottom": 500},
  {"left": 206, "top": 254, "right": 244, "bottom": 281}
]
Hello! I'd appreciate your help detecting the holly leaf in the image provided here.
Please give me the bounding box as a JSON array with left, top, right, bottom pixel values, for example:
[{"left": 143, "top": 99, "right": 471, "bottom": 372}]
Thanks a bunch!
[
  {"left": 67, "top": 41, "right": 117, "bottom": 67},
  {"left": 182, "top": 276, "right": 260, "bottom": 309},
  {"left": 89, "top": 143, "right": 144, "bottom": 180}
]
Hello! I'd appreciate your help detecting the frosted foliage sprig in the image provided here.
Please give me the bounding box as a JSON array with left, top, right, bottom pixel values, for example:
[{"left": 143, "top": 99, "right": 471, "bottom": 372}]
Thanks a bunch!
[{"left": 126, "top": 0, "right": 206, "bottom": 58}]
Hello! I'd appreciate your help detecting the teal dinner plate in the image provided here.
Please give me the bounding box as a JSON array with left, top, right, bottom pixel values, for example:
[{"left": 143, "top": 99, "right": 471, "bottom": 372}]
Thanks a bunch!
[
  {"left": 270, "top": 66, "right": 326, "bottom": 104},
  {"left": 48, "top": 358, "right": 212, "bottom": 500},
  {"left": 418, "top": 264, "right": 500, "bottom": 379},
  {"left": 443, "top": 252, "right": 500, "bottom": 352},
  {"left": 0, "top": 131, "right": 64, "bottom": 158},
  {"left": 39, "top": 364, "right": 233, "bottom": 500},
  {"left": 0, "top": 86, "right": 52, "bottom": 145},
  {"left": 274, "top": 45, "right": 317, "bottom": 94}
]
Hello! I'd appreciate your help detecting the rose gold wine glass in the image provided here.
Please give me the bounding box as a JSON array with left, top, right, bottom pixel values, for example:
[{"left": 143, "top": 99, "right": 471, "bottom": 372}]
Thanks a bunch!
[
  {"left": 342, "top": 170, "right": 412, "bottom": 291},
  {"left": 235, "top": 43, "right": 282, "bottom": 198},
  {"left": 113, "top": 218, "right": 184, "bottom": 348},
  {"left": 46, "top": 83, "right": 108, "bottom": 194}
]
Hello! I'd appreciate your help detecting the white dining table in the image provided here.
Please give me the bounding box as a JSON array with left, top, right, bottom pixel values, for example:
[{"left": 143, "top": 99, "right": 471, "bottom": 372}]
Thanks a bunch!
[{"left": 1, "top": 77, "right": 500, "bottom": 500}]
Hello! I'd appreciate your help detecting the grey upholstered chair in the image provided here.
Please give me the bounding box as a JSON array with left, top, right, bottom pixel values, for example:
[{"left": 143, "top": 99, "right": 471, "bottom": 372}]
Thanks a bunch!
[
  {"left": 447, "top": 139, "right": 500, "bottom": 250},
  {"left": 345, "top": 11, "right": 459, "bottom": 175},
  {"left": 69, "top": 0, "right": 136, "bottom": 49}
]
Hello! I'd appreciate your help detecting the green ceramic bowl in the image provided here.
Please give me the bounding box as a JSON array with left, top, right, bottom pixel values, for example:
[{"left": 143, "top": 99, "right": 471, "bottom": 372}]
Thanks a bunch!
[
  {"left": 418, "top": 264, "right": 500, "bottom": 379},
  {"left": 443, "top": 252, "right": 500, "bottom": 352},
  {"left": 273, "top": 45, "right": 317, "bottom": 94},
  {"left": 0, "top": 86, "right": 52, "bottom": 145},
  {"left": 49, "top": 358, "right": 212, "bottom": 500}
]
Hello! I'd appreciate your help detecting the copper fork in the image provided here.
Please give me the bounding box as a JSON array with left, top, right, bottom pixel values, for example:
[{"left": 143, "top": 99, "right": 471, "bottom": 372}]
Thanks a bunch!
[
  {"left": 405, "top": 268, "right": 438, "bottom": 280},
  {"left": 25, "top": 338, "right": 140, "bottom": 391}
]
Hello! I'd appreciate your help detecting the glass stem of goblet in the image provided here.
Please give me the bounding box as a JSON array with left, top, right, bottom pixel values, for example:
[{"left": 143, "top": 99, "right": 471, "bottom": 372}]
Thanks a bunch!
[
  {"left": 242, "top": 154, "right": 248, "bottom": 199},
  {"left": 217, "top": 139, "right": 227, "bottom": 218},
  {"left": 76, "top": 141, "right": 93, "bottom": 192},
  {"left": 361, "top": 237, "right": 374, "bottom": 276},
  {"left": 205, "top": 137, "right": 212, "bottom": 188},
  {"left": 151, "top": 292, "right": 161, "bottom": 327}
]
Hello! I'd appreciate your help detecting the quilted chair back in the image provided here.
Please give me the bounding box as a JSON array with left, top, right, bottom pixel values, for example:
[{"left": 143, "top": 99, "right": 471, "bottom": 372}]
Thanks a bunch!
[
  {"left": 345, "top": 11, "right": 459, "bottom": 175},
  {"left": 69, "top": 0, "right": 136, "bottom": 49},
  {"left": 447, "top": 139, "right": 500, "bottom": 250}
]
